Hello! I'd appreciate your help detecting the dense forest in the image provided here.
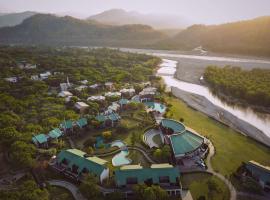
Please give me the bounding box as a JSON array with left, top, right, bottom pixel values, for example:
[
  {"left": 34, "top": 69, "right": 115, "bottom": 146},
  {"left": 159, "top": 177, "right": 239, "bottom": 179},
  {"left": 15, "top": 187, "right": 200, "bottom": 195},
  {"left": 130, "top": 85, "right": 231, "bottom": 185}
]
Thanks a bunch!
[
  {"left": 204, "top": 66, "right": 270, "bottom": 108},
  {"left": 0, "top": 46, "right": 159, "bottom": 169},
  {"left": 0, "top": 14, "right": 165, "bottom": 47},
  {"left": 157, "top": 16, "right": 270, "bottom": 57}
]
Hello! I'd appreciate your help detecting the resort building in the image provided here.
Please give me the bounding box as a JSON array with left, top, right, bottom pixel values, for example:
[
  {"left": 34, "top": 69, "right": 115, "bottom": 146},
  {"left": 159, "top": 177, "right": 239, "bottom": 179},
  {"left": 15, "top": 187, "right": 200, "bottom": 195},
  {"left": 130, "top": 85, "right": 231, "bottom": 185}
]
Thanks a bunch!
[
  {"left": 48, "top": 128, "right": 63, "bottom": 141},
  {"left": 75, "top": 85, "right": 88, "bottom": 92},
  {"left": 32, "top": 133, "right": 49, "bottom": 148},
  {"left": 31, "top": 75, "right": 39, "bottom": 81},
  {"left": 244, "top": 161, "right": 270, "bottom": 190},
  {"left": 75, "top": 102, "right": 89, "bottom": 113},
  {"left": 95, "top": 112, "right": 121, "bottom": 127},
  {"left": 89, "top": 83, "right": 100, "bottom": 90},
  {"left": 40, "top": 71, "right": 51, "bottom": 80},
  {"left": 5, "top": 77, "right": 18, "bottom": 83},
  {"left": 107, "top": 102, "right": 120, "bottom": 112},
  {"left": 87, "top": 95, "right": 105, "bottom": 102},
  {"left": 160, "top": 119, "right": 206, "bottom": 163},
  {"left": 115, "top": 164, "right": 181, "bottom": 196},
  {"left": 105, "top": 82, "right": 114, "bottom": 90},
  {"left": 76, "top": 118, "right": 88, "bottom": 129},
  {"left": 105, "top": 92, "right": 121, "bottom": 98},
  {"left": 80, "top": 80, "right": 88, "bottom": 85},
  {"left": 118, "top": 98, "right": 129, "bottom": 109},
  {"left": 120, "top": 88, "right": 135, "bottom": 97},
  {"left": 58, "top": 91, "right": 73, "bottom": 98},
  {"left": 139, "top": 87, "right": 157, "bottom": 102},
  {"left": 17, "top": 62, "right": 37, "bottom": 69},
  {"left": 53, "top": 149, "right": 109, "bottom": 183},
  {"left": 60, "top": 120, "right": 73, "bottom": 132}
]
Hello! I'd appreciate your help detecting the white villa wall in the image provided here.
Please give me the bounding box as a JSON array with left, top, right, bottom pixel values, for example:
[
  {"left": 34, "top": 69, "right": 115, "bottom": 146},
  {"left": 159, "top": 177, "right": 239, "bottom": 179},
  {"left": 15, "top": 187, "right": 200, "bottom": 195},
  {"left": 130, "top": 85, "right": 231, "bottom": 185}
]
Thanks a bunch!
[{"left": 100, "top": 168, "right": 109, "bottom": 183}]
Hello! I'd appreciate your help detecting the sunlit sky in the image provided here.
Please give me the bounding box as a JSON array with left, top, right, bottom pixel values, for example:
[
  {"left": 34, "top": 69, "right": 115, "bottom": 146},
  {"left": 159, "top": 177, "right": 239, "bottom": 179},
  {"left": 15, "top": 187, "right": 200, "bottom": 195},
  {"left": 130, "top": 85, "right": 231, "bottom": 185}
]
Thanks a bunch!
[{"left": 1, "top": 0, "right": 270, "bottom": 24}]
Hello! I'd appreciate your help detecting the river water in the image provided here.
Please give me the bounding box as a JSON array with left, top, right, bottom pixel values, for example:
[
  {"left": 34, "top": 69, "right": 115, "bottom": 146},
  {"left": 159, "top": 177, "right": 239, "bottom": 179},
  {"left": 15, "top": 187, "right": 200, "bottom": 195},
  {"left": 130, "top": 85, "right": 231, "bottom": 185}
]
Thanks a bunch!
[{"left": 157, "top": 58, "right": 270, "bottom": 138}]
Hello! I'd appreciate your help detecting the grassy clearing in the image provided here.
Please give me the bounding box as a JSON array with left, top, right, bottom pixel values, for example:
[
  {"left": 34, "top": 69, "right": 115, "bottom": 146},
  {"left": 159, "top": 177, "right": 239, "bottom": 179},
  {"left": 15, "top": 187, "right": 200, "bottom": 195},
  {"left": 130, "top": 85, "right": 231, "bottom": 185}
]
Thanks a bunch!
[
  {"left": 49, "top": 186, "right": 74, "bottom": 200},
  {"left": 152, "top": 133, "right": 163, "bottom": 147},
  {"left": 166, "top": 96, "right": 270, "bottom": 176},
  {"left": 181, "top": 172, "right": 230, "bottom": 200}
]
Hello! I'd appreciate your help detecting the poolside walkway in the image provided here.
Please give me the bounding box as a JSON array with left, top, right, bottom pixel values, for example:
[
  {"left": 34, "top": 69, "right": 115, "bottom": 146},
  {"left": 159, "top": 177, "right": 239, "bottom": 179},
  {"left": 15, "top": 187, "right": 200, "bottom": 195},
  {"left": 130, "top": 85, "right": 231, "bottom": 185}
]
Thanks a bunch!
[{"left": 127, "top": 146, "right": 156, "bottom": 164}]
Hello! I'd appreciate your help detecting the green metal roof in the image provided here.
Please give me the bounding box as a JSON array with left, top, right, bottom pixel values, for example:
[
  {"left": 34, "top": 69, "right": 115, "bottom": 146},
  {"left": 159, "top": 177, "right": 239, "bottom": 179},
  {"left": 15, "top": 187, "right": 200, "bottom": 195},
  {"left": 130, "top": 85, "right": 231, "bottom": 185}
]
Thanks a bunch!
[
  {"left": 48, "top": 128, "right": 63, "bottom": 139},
  {"left": 115, "top": 164, "right": 180, "bottom": 186},
  {"left": 161, "top": 119, "right": 185, "bottom": 133},
  {"left": 95, "top": 112, "right": 120, "bottom": 122},
  {"left": 32, "top": 133, "right": 48, "bottom": 144},
  {"left": 170, "top": 130, "right": 204, "bottom": 156},
  {"left": 119, "top": 98, "right": 129, "bottom": 105},
  {"left": 246, "top": 161, "right": 270, "bottom": 183},
  {"left": 76, "top": 118, "right": 88, "bottom": 128},
  {"left": 57, "top": 149, "right": 107, "bottom": 176},
  {"left": 60, "top": 120, "right": 73, "bottom": 129}
]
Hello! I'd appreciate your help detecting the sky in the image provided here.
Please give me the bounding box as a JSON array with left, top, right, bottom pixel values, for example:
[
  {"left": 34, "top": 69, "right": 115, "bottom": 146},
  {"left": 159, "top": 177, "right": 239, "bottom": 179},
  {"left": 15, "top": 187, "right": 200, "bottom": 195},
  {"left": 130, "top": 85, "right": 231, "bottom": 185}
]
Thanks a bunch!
[{"left": 0, "top": 0, "right": 270, "bottom": 24}]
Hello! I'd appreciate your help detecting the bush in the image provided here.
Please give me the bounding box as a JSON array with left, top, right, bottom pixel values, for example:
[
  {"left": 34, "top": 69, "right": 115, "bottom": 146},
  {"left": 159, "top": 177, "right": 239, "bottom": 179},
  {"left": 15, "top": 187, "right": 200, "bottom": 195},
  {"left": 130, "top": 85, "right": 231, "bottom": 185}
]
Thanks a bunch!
[{"left": 83, "top": 136, "right": 96, "bottom": 147}]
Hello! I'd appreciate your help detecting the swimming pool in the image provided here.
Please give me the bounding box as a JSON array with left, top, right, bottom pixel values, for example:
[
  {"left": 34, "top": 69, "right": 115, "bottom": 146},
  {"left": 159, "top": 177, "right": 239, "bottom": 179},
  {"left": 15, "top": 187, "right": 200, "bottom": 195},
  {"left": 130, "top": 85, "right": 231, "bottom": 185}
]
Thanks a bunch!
[
  {"left": 144, "top": 102, "right": 166, "bottom": 113},
  {"left": 111, "top": 140, "right": 132, "bottom": 166}
]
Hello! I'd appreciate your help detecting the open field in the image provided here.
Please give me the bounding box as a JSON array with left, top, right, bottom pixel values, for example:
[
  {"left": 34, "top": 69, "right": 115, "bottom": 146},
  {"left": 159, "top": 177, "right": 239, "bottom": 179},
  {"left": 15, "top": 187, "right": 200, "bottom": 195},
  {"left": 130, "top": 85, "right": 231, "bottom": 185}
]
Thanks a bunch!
[
  {"left": 181, "top": 172, "right": 230, "bottom": 200},
  {"left": 166, "top": 96, "right": 270, "bottom": 176}
]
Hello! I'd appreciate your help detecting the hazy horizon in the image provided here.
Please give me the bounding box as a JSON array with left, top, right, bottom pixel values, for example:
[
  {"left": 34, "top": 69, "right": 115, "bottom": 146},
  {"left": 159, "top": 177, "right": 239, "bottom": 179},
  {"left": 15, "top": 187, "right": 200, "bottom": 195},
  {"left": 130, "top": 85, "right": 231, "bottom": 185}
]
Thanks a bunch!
[{"left": 1, "top": 0, "right": 270, "bottom": 25}]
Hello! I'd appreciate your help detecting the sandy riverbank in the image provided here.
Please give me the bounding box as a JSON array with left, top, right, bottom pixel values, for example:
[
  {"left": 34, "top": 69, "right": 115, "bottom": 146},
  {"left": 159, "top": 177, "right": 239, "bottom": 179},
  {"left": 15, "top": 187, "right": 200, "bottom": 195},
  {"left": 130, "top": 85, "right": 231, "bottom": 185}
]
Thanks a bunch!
[{"left": 171, "top": 87, "right": 270, "bottom": 147}]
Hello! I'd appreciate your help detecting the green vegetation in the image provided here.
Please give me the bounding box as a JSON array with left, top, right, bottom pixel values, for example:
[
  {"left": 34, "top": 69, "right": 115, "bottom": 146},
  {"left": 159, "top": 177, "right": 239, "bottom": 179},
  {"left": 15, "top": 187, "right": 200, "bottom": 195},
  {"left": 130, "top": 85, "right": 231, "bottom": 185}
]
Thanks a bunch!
[
  {"left": 166, "top": 96, "right": 270, "bottom": 176},
  {"left": 157, "top": 16, "right": 270, "bottom": 57},
  {"left": 0, "top": 14, "right": 165, "bottom": 47},
  {"left": 0, "top": 46, "right": 159, "bottom": 169},
  {"left": 48, "top": 186, "right": 74, "bottom": 200},
  {"left": 204, "top": 66, "right": 270, "bottom": 107},
  {"left": 133, "top": 184, "right": 170, "bottom": 200},
  {"left": 0, "top": 179, "right": 49, "bottom": 200},
  {"left": 181, "top": 173, "right": 230, "bottom": 200}
]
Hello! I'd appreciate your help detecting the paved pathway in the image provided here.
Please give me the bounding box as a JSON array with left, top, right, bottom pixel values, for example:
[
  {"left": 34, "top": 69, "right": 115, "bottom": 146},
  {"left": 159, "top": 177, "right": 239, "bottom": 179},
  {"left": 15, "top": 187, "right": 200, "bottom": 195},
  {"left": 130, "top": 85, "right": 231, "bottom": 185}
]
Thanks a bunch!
[
  {"left": 48, "top": 179, "right": 87, "bottom": 200},
  {"left": 206, "top": 141, "right": 237, "bottom": 200},
  {"left": 127, "top": 146, "right": 156, "bottom": 164}
]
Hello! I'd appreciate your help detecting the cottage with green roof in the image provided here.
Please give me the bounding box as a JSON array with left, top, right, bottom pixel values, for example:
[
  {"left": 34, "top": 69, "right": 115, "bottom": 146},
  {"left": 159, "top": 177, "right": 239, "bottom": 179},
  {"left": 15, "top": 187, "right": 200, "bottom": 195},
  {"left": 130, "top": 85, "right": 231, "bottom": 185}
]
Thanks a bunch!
[
  {"left": 76, "top": 118, "right": 88, "bottom": 128},
  {"left": 60, "top": 120, "right": 73, "bottom": 132},
  {"left": 244, "top": 160, "right": 270, "bottom": 190},
  {"left": 54, "top": 149, "right": 109, "bottom": 183},
  {"left": 115, "top": 163, "right": 180, "bottom": 191},
  {"left": 48, "top": 128, "right": 63, "bottom": 140},
  {"left": 32, "top": 133, "right": 48, "bottom": 148},
  {"left": 95, "top": 112, "right": 121, "bottom": 128}
]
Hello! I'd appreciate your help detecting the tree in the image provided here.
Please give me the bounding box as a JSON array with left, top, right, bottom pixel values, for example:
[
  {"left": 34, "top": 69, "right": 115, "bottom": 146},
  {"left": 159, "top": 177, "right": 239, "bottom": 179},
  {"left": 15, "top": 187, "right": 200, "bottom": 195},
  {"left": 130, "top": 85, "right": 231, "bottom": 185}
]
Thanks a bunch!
[
  {"left": 0, "top": 127, "right": 21, "bottom": 148},
  {"left": 9, "top": 141, "right": 36, "bottom": 168},
  {"left": 19, "top": 180, "right": 49, "bottom": 200},
  {"left": 79, "top": 174, "right": 101, "bottom": 199},
  {"left": 153, "top": 148, "right": 162, "bottom": 160},
  {"left": 102, "top": 131, "right": 112, "bottom": 140},
  {"left": 133, "top": 184, "right": 169, "bottom": 200}
]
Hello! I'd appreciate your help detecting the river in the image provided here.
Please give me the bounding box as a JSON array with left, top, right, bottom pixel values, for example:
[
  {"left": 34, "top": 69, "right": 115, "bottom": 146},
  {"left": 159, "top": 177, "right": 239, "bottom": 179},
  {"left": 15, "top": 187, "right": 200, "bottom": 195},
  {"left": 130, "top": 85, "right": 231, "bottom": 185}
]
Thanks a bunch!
[{"left": 157, "top": 58, "right": 270, "bottom": 139}]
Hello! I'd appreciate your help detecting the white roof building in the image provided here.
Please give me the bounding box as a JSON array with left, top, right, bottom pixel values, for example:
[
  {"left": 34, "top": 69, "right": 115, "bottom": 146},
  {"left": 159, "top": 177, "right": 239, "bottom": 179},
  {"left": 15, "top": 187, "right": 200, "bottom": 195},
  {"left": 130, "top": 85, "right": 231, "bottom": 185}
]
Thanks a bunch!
[
  {"left": 18, "top": 63, "right": 37, "bottom": 69},
  {"left": 75, "top": 85, "right": 88, "bottom": 91},
  {"left": 58, "top": 91, "right": 73, "bottom": 98},
  {"left": 75, "top": 102, "right": 89, "bottom": 111},
  {"left": 5, "top": 77, "right": 18, "bottom": 83},
  {"left": 89, "top": 84, "right": 100, "bottom": 89},
  {"left": 40, "top": 71, "right": 51, "bottom": 80},
  {"left": 107, "top": 102, "right": 120, "bottom": 112},
  {"left": 80, "top": 80, "right": 88, "bottom": 85},
  {"left": 120, "top": 88, "right": 135, "bottom": 94},
  {"left": 31, "top": 75, "right": 39, "bottom": 81},
  {"left": 105, "top": 92, "right": 121, "bottom": 97},
  {"left": 139, "top": 87, "right": 157, "bottom": 96},
  {"left": 87, "top": 95, "right": 105, "bottom": 101},
  {"left": 60, "top": 83, "right": 69, "bottom": 91}
]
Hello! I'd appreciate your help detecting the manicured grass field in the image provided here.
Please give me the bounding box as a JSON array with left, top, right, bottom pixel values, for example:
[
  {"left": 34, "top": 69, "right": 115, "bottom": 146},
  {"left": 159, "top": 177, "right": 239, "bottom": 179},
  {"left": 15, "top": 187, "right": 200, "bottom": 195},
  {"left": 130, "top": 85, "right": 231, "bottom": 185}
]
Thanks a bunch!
[
  {"left": 181, "top": 172, "right": 230, "bottom": 200},
  {"left": 166, "top": 96, "right": 270, "bottom": 176}
]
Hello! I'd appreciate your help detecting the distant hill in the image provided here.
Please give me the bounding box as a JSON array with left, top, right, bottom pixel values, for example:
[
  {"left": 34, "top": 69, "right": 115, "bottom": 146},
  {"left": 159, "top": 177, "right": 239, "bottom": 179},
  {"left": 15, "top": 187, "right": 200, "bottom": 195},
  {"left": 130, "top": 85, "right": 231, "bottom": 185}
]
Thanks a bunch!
[
  {"left": 0, "top": 14, "right": 165, "bottom": 47},
  {"left": 0, "top": 11, "right": 37, "bottom": 27},
  {"left": 87, "top": 9, "right": 190, "bottom": 29},
  {"left": 156, "top": 16, "right": 270, "bottom": 57}
]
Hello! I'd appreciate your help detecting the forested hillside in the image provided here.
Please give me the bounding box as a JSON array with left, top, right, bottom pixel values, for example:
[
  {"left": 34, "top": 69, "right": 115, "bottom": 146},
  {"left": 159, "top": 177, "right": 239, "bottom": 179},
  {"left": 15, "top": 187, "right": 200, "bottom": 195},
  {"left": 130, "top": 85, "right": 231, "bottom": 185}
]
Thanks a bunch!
[
  {"left": 0, "top": 11, "right": 37, "bottom": 27},
  {"left": 157, "top": 16, "right": 270, "bottom": 57},
  {"left": 0, "top": 46, "right": 159, "bottom": 168},
  {"left": 0, "top": 14, "right": 165, "bottom": 47},
  {"left": 204, "top": 66, "right": 270, "bottom": 107}
]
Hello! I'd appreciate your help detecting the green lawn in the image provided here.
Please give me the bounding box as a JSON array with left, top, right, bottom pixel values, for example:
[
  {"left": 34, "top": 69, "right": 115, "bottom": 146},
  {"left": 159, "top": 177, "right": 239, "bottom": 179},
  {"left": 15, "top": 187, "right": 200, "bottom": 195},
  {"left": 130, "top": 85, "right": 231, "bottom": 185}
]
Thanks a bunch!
[
  {"left": 166, "top": 96, "right": 270, "bottom": 177},
  {"left": 152, "top": 133, "right": 163, "bottom": 147},
  {"left": 181, "top": 172, "right": 230, "bottom": 200}
]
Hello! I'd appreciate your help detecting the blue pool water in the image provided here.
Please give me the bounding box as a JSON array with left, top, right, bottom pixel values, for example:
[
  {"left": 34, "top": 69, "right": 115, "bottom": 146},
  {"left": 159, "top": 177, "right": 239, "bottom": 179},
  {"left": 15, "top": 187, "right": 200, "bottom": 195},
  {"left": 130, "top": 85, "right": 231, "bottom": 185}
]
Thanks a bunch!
[
  {"left": 144, "top": 102, "right": 166, "bottom": 113},
  {"left": 111, "top": 140, "right": 132, "bottom": 166}
]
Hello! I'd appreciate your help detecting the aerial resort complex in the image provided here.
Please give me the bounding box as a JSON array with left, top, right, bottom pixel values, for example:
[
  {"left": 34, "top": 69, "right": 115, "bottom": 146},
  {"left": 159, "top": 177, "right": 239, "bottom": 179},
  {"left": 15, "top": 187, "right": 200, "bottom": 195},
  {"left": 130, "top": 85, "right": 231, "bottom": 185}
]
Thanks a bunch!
[{"left": 1, "top": 46, "right": 270, "bottom": 200}]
